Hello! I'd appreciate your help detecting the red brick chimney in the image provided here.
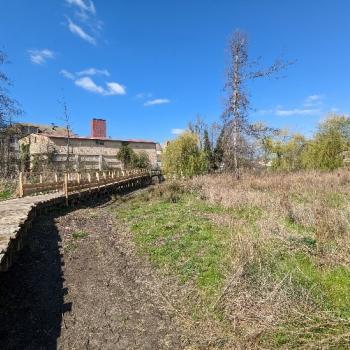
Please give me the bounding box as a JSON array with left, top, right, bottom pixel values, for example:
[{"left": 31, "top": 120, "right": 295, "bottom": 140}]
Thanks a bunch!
[{"left": 91, "top": 118, "right": 106, "bottom": 138}]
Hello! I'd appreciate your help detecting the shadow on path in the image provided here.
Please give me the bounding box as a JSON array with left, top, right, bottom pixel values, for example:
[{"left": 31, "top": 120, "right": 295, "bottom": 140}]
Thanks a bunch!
[
  {"left": 0, "top": 212, "right": 69, "bottom": 350},
  {"left": 0, "top": 187, "right": 157, "bottom": 349}
]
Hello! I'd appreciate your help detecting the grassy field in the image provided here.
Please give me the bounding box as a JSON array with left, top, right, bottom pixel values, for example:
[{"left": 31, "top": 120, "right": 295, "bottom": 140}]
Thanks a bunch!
[{"left": 116, "top": 171, "right": 350, "bottom": 349}]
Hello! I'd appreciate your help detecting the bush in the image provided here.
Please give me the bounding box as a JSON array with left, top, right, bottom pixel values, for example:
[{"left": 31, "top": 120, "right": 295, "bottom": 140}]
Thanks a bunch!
[{"left": 162, "top": 132, "right": 208, "bottom": 177}]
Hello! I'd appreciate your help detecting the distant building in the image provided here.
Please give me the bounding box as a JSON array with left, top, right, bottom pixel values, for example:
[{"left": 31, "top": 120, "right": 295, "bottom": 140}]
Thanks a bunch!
[
  {"left": 0, "top": 122, "right": 72, "bottom": 175},
  {"left": 19, "top": 118, "right": 159, "bottom": 170}
]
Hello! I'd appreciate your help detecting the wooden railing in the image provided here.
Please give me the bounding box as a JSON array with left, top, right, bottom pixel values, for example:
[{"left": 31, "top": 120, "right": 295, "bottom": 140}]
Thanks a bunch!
[{"left": 18, "top": 169, "right": 152, "bottom": 198}]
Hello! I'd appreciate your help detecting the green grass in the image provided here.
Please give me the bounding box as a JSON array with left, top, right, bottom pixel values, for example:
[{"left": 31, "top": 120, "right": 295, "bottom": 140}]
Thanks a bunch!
[
  {"left": 72, "top": 230, "right": 89, "bottom": 239},
  {"left": 117, "top": 194, "right": 234, "bottom": 298},
  {"left": 0, "top": 190, "right": 13, "bottom": 201},
  {"left": 284, "top": 216, "right": 315, "bottom": 235},
  {"left": 116, "top": 186, "right": 350, "bottom": 348},
  {"left": 274, "top": 253, "right": 350, "bottom": 315},
  {"left": 258, "top": 249, "right": 350, "bottom": 348}
]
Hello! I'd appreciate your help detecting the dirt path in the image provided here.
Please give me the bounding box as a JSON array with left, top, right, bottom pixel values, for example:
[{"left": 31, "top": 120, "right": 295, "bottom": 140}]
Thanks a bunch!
[{"left": 0, "top": 199, "right": 184, "bottom": 349}]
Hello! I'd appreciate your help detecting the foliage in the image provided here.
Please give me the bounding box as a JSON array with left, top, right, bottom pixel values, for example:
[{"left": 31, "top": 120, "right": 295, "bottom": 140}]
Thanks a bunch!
[
  {"left": 264, "top": 115, "right": 350, "bottom": 171},
  {"left": 133, "top": 150, "right": 151, "bottom": 169},
  {"left": 263, "top": 133, "right": 306, "bottom": 170},
  {"left": 203, "top": 129, "right": 214, "bottom": 170},
  {"left": 117, "top": 144, "right": 151, "bottom": 169},
  {"left": 162, "top": 132, "right": 208, "bottom": 177}
]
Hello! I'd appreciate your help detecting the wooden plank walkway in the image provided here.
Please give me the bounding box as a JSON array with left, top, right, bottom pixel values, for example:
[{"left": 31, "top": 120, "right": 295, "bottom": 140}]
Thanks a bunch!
[{"left": 0, "top": 170, "right": 162, "bottom": 272}]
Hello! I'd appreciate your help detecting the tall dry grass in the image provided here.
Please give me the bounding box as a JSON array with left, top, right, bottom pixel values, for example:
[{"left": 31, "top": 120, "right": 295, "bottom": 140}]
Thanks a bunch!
[{"left": 181, "top": 170, "right": 350, "bottom": 348}]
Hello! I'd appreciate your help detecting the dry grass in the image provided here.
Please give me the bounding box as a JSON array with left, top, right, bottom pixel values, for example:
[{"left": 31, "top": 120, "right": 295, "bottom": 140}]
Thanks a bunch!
[
  {"left": 183, "top": 170, "right": 350, "bottom": 348},
  {"left": 117, "top": 170, "right": 350, "bottom": 349}
]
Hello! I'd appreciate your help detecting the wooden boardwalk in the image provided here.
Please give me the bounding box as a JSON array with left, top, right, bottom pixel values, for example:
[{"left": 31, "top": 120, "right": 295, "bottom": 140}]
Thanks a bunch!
[{"left": 0, "top": 169, "right": 161, "bottom": 272}]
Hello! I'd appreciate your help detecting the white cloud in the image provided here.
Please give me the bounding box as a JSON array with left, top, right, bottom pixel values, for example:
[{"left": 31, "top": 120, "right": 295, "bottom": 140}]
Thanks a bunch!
[
  {"left": 66, "top": 0, "right": 95, "bottom": 14},
  {"left": 67, "top": 17, "right": 96, "bottom": 45},
  {"left": 75, "top": 76, "right": 104, "bottom": 94},
  {"left": 144, "top": 98, "right": 170, "bottom": 106},
  {"left": 74, "top": 76, "right": 126, "bottom": 96},
  {"left": 60, "top": 69, "right": 75, "bottom": 79},
  {"left": 171, "top": 128, "right": 186, "bottom": 135},
  {"left": 105, "top": 82, "right": 126, "bottom": 95},
  {"left": 76, "top": 67, "right": 110, "bottom": 76},
  {"left": 256, "top": 95, "right": 326, "bottom": 117},
  {"left": 275, "top": 108, "right": 320, "bottom": 116},
  {"left": 28, "top": 49, "right": 55, "bottom": 64},
  {"left": 304, "top": 94, "right": 325, "bottom": 107},
  {"left": 136, "top": 92, "right": 153, "bottom": 99}
]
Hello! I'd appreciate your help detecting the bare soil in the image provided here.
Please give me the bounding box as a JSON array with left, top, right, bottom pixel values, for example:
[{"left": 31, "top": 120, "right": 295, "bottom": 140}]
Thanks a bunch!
[{"left": 0, "top": 196, "right": 185, "bottom": 350}]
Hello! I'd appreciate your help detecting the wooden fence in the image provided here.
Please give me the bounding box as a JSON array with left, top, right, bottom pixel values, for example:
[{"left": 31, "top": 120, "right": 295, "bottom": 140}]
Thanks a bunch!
[{"left": 18, "top": 169, "right": 153, "bottom": 198}]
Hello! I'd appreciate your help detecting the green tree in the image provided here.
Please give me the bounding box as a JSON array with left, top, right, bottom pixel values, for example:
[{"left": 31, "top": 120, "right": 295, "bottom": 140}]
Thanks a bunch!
[
  {"left": 213, "top": 128, "right": 225, "bottom": 170},
  {"left": 133, "top": 151, "right": 151, "bottom": 169},
  {"left": 203, "top": 129, "right": 214, "bottom": 170},
  {"left": 163, "top": 132, "right": 208, "bottom": 177},
  {"left": 302, "top": 128, "right": 346, "bottom": 170},
  {"left": 117, "top": 144, "right": 136, "bottom": 169},
  {"left": 264, "top": 133, "right": 306, "bottom": 171}
]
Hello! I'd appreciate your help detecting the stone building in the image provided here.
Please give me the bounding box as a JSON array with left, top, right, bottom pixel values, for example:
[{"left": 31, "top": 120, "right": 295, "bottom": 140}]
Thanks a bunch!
[
  {"left": 19, "top": 119, "right": 159, "bottom": 170},
  {"left": 0, "top": 122, "right": 73, "bottom": 176}
]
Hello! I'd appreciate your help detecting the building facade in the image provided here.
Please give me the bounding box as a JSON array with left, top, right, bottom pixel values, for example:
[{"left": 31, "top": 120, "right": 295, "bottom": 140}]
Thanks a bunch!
[{"left": 19, "top": 119, "right": 159, "bottom": 171}]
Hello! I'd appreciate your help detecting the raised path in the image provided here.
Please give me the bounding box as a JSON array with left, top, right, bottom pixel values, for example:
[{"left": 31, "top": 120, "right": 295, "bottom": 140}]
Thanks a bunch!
[{"left": 0, "top": 171, "right": 161, "bottom": 272}]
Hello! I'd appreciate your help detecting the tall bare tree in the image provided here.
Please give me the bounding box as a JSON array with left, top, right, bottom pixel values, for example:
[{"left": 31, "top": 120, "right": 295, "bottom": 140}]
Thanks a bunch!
[
  {"left": 0, "top": 50, "right": 21, "bottom": 176},
  {"left": 59, "top": 97, "right": 73, "bottom": 169},
  {"left": 223, "top": 31, "right": 292, "bottom": 178}
]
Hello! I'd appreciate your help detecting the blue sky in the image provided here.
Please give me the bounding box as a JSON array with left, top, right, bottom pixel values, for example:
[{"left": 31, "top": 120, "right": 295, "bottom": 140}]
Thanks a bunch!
[{"left": 1, "top": 0, "right": 349, "bottom": 143}]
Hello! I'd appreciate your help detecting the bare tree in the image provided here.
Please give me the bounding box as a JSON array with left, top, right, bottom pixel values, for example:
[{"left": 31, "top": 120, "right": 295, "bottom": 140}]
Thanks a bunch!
[
  {"left": 0, "top": 50, "right": 21, "bottom": 177},
  {"left": 59, "top": 97, "right": 73, "bottom": 169},
  {"left": 223, "top": 30, "right": 292, "bottom": 178},
  {"left": 188, "top": 115, "right": 207, "bottom": 149}
]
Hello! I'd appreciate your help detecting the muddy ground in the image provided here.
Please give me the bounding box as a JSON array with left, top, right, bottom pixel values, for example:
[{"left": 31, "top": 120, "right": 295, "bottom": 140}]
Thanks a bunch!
[{"left": 0, "top": 195, "right": 187, "bottom": 350}]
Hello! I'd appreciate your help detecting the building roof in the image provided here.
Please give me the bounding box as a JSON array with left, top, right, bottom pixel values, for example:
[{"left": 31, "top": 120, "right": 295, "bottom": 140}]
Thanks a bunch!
[
  {"left": 14, "top": 122, "right": 75, "bottom": 137},
  {"left": 35, "top": 133, "right": 157, "bottom": 144}
]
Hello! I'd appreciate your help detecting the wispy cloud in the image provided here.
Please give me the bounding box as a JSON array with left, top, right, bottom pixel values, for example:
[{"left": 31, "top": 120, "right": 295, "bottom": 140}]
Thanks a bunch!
[
  {"left": 303, "top": 94, "right": 325, "bottom": 107},
  {"left": 66, "top": 0, "right": 95, "bottom": 15},
  {"left": 60, "top": 69, "right": 75, "bottom": 79},
  {"left": 144, "top": 98, "right": 170, "bottom": 106},
  {"left": 106, "top": 82, "right": 126, "bottom": 95},
  {"left": 76, "top": 67, "right": 110, "bottom": 76},
  {"left": 171, "top": 128, "right": 186, "bottom": 135},
  {"left": 135, "top": 92, "right": 153, "bottom": 99},
  {"left": 67, "top": 17, "right": 96, "bottom": 45},
  {"left": 275, "top": 108, "right": 320, "bottom": 116},
  {"left": 74, "top": 76, "right": 126, "bottom": 96},
  {"left": 75, "top": 76, "right": 104, "bottom": 94},
  {"left": 256, "top": 94, "right": 326, "bottom": 117},
  {"left": 28, "top": 49, "right": 55, "bottom": 65}
]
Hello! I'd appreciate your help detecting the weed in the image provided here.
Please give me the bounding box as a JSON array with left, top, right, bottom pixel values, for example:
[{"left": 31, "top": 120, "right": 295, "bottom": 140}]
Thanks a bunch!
[{"left": 72, "top": 231, "right": 89, "bottom": 239}]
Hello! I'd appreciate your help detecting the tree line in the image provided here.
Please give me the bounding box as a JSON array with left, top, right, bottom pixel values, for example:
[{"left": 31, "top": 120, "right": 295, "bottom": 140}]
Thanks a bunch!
[{"left": 163, "top": 31, "right": 349, "bottom": 177}]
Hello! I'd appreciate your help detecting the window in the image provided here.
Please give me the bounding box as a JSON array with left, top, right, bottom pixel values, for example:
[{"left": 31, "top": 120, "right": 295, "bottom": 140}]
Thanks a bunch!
[{"left": 96, "top": 140, "right": 104, "bottom": 145}]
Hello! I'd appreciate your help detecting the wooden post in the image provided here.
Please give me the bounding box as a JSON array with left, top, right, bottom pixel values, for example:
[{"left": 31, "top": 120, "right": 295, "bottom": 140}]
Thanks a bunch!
[
  {"left": 39, "top": 174, "right": 43, "bottom": 184},
  {"left": 54, "top": 173, "right": 58, "bottom": 183},
  {"left": 96, "top": 171, "right": 100, "bottom": 189},
  {"left": 18, "top": 172, "right": 24, "bottom": 198},
  {"left": 64, "top": 173, "right": 68, "bottom": 206},
  {"left": 87, "top": 173, "right": 91, "bottom": 192}
]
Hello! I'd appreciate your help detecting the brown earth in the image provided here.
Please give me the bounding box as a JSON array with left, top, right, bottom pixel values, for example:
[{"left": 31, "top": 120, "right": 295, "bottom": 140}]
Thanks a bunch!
[{"left": 0, "top": 196, "right": 186, "bottom": 350}]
